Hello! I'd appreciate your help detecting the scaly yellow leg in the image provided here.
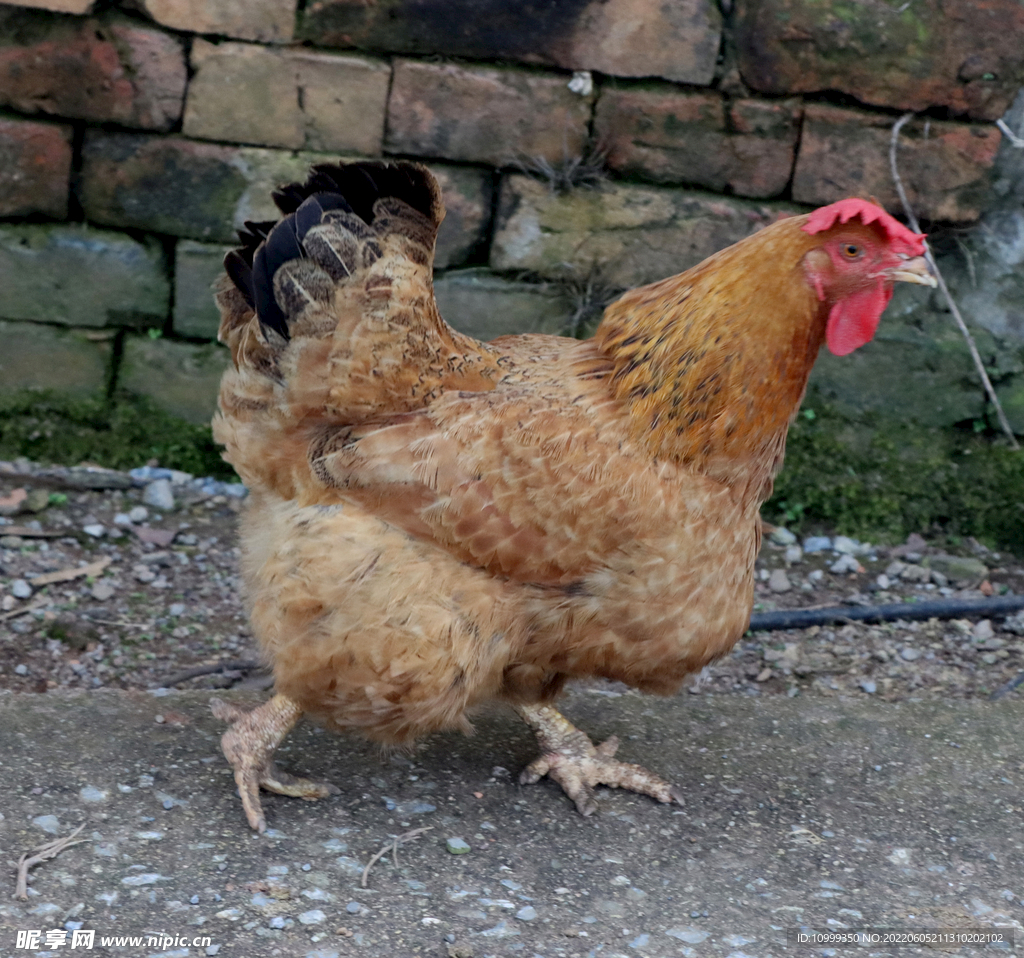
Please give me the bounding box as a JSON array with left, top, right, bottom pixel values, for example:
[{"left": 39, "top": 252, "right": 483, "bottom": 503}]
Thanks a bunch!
[
  {"left": 210, "top": 694, "right": 339, "bottom": 832},
  {"left": 515, "top": 703, "right": 683, "bottom": 816}
]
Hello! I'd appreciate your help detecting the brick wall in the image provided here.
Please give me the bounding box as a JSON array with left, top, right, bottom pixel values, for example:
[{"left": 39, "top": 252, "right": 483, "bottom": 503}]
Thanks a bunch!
[{"left": 0, "top": 0, "right": 1022, "bottom": 429}]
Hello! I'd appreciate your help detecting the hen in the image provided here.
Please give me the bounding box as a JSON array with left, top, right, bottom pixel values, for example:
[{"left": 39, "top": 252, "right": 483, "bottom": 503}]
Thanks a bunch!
[{"left": 210, "top": 161, "right": 934, "bottom": 831}]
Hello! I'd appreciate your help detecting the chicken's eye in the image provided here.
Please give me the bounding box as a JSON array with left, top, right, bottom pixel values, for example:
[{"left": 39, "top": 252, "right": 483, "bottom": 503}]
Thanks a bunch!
[{"left": 842, "top": 243, "right": 862, "bottom": 259}]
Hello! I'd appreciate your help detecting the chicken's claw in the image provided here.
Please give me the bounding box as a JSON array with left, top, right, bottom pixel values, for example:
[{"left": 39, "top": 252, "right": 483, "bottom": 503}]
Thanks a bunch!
[
  {"left": 515, "top": 704, "right": 683, "bottom": 816},
  {"left": 210, "top": 694, "right": 338, "bottom": 832}
]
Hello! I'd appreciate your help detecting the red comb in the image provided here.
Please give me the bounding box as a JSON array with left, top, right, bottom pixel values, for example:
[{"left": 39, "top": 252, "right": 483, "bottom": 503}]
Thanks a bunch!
[{"left": 802, "top": 199, "right": 925, "bottom": 254}]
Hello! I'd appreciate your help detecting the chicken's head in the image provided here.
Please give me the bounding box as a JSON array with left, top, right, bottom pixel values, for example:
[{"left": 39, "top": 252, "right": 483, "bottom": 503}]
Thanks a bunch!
[{"left": 800, "top": 198, "right": 935, "bottom": 356}]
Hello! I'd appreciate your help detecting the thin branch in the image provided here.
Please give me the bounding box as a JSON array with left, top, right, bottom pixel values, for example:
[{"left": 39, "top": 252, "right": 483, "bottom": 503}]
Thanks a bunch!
[
  {"left": 995, "top": 118, "right": 1024, "bottom": 149},
  {"left": 889, "top": 113, "right": 1020, "bottom": 450},
  {"left": 14, "top": 825, "right": 89, "bottom": 900},
  {"left": 155, "top": 659, "right": 260, "bottom": 689},
  {"left": 360, "top": 827, "right": 432, "bottom": 888}
]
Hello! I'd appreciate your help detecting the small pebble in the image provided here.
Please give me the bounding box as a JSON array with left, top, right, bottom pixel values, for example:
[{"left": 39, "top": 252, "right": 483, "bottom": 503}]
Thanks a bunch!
[
  {"left": 91, "top": 580, "right": 116, "bottom": 601},
  {"left": 516, "top": 905, "right": 537, "bottom": 921},
  {"left": 11, "top": 579, "right": 32, "bottom": 599},
  {"left": 784, "top": 545, "right": 802, "bottom": 565},
  {"left": 128, "top": 506, "right": 149, "bottom": 523},
  {"left": 32, "top": 815, "right": 61, "bottom": 834},
  {"left": 859, "top": 680, "right": 877, "bottom": 694},
  {"left": 298, "top": 909, "right": 326, "bottom": 925},
  {"left": 973, "top": 619, "right": 994, "bottom": 641},
  {"left": 875, "top": 573, "right": 891, "bottom": 590},
  {"left": 446, "top": 837, "right": 471, "bottom": 855},
  {"left": 169, "top": 603, "right": 186, "bottom": 617},
  {"left": 829, "top": 555, "right": 860, "bottom": 575},
  {"left": 900, "top": 647, "right": 921, "bottom": 661},
  {"left": 769, "top": 527, "right": 797, "bottom": 546},
  {"left": 768, "top": 569, "right": 791, "bottom": 593},
  {"left": 345, "top": 902, "right": 361, "bottom": 914},
  {"left": 832, "top": 535, "right": 859, "bottom": 555},
  {"left": 15, "top": 663, "right": 29, "bottom": 676},
  {"left": 803, "top": 536, "right": 832, "bottom": 554},
  {"left": 83, "top": 524, "right": 106, "bottom": 538},
  {"left": 807, "top": 569, "right": 824, "bottom": 584},
  {"left": 143, "top": 480, "right": 175, "bottom": 512}
]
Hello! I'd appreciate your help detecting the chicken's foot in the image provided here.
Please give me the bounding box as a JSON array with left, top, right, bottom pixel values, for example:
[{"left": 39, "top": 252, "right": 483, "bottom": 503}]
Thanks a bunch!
[
  {"left": 210, "top": 694, "right": 339, "bottom": 832},
  {"left": 515, "top": 703, "right": 683, "bottom": 816}
]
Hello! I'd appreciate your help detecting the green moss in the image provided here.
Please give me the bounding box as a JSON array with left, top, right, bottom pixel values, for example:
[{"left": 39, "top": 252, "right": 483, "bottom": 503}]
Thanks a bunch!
[
  {"left": 0, "top": 390, "right": 235, "bottom": 480},
  {"left": 770, "top": 393, "right": 1024, "bottom": 554}
]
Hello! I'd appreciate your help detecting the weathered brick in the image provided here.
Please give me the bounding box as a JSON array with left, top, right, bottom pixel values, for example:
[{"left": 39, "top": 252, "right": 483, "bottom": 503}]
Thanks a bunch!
[
  {"left": 303, "top": 0, "right": 720, "bottom": 86},
  {"left": 0, "top": 224, "right": 169, "bottom": 329},
  {"left": 183, "top": 41, "right": 389, "bottom": 154},
  {"left": 491, "top": 175, "right": 792, "bottom": 288},
  {"left": 5, "top": 0, "right": 94, "bottom": 13},
  {"left": 132, "top": 0, "right": 297, "bottom": 44},
  {"left": 735, "top": 0, "right": 1024, "bottom": 122},
  {"left": 386, "top": 60, "right": 593, "bottom": 167},
  {"left": 595, "top": 87, "right": 800, "bottom": 199},
  {"left": 792, "top": 105, "right": 1002, "bottom": 223},
  {"left": 80, "top": 133, "right": 333, "bottom": 243},
  {"left": 431, "top": 165, "right": 493, "bottom": 270},
  {"left": 81, "top": 132, "right": 491, "bottom": 262},
  {"left": 119, "top": 336, "right": 230, "bottom": 425},
  {"left": 173, "top": 240, "right": 234, "bottom": 340},
  {"left": 434, "top": 269, "right": 570, "bottom": 342},
  {"left": 0, "top": 117, "right": 72, "bottom": 218},
  {"left": 0, "top": 10, "right": 186, "bottom": 130},
  {"left": 0, "top": 321, "right": 111, "bottom": 397}
]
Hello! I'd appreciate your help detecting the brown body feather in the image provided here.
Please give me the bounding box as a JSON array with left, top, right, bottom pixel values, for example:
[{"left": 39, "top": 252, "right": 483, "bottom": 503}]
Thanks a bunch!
[{"left": 214, "top": 163, "right": 836, "bottom": 744}]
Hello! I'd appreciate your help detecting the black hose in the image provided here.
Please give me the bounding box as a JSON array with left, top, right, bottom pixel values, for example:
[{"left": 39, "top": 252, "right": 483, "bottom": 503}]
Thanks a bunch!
[{"left": 748, "top": 593, "right": 1024, "bottom": 632}]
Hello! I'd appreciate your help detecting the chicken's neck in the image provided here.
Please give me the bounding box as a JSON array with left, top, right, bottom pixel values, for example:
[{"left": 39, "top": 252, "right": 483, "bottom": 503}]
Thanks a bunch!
[{"left": 594, "top": 249, "right": 825, "bottom": 504}]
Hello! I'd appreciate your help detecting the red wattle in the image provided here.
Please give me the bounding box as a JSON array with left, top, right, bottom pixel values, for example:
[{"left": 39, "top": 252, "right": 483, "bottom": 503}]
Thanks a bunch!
[{"left": 825, "top": 281, "right": 892, "bottom": 356}]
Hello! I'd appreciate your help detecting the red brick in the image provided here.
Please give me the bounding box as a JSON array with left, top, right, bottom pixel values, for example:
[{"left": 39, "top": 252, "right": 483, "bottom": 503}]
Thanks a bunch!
[
  {"left": 0, "top": 117, "right": 72, "bottom": 218},
  {"left": 303, "top": 0, "right": 720, "bottom": 85},
  {"left": 595, "top": 87, "right": 800, "bottom": 199},
  {"left": 0, "top": 11, "right": 186, "bottom": 131},
  {"left": 385, "top": 60, "right": 593, "bottom": 167},
  {"left": 792, "top": 105, "right": 1002, "bottom": 223},
  {"left": 736, "top": 0, "right": 1024, "bottom": 122}
]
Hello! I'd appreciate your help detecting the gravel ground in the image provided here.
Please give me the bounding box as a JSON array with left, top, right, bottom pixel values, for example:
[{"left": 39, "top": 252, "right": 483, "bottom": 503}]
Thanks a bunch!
[{"left": 2, "top": 458, "right": 1023, "bottom": 705}]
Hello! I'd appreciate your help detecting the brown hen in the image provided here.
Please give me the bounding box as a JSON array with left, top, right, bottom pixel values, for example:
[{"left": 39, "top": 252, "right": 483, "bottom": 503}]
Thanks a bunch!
[{"left": 211, "top": 161, "right": 935, "bottom": 831}]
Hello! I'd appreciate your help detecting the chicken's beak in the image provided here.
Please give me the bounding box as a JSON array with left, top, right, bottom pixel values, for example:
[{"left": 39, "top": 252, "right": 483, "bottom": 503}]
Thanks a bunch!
[{"left": 887, "top": 256, "right": 937, "bottom": 287}]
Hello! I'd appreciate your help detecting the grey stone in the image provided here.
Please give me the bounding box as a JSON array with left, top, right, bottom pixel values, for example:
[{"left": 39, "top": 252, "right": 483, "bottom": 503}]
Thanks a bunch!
[
  {"left": 143, "top": 479, "right": 176, "bottom": 512},
  {"left": 769, "top": 527, "right": 797, "bottom": 546},
  {"left": 923, "top": 554, "right": 988, "bottom": 587},
  {"left": 829, "top": 555, "right": 860, "bottom": 575},
  {"left": 446, "top": 837, "right": 471, "bottom": 854},
  {"left": 768, "top": 569, "right": 791, "bottom": 593},
  {"left": 900, "top": 647, "right": 922, "bottom": 661},
  {"left": 0, "top": 225, "right": 168, "bottom": 329},
  {"left": 434, "top": 269, "right": 570, "bottom": 342},
  {"left": 11, "top": 579, "right": 32, "bottom": 599},
  {"left": 0, "top": 321, "right": 111, "bottom": 397},
  {"left": 491, "top": 175, "right": 793, "bottom": 288},
  {"left": 174, "top": 240, "right": 233, "bottom": 340},
  {"left": 803, "top": 536, "right": 832, "bottom": 553},
  {"left": 119, "top": 336, "right": 230, "bottom": 425}
]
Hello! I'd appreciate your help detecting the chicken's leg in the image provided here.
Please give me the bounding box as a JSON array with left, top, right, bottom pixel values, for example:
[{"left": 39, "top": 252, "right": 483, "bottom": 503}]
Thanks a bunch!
[
  {"left": 210, "top": 694, "right": 339, "bottom": 832},
  {"left": 515, "top": 703, "right": 683, "bottom": 816}
]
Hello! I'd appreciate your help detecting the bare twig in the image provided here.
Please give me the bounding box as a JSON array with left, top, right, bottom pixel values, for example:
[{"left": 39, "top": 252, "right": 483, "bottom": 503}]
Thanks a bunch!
[
  {"left": 29, "top": 556, "right": 112, "bottom": 587},
  {"left": 14, "top": 824, "right": 89, "bottom": 900},
  {"left": 155, "top": 659, "right": 260, "bottom": 689},
  {"left": 360, "top": 827, "right": 432, "bottom": 888},
  {"left": 0, "top": 598, "right": 48, "bottom": 622},
  {"left": 889, "top": 113, "right": 1020, "bottom": 450},
  {"left": 995, "top": 118, "right": 1024, "bottom": 149}
]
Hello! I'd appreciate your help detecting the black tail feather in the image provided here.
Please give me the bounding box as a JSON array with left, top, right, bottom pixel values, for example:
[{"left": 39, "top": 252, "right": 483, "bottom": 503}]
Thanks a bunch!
[{"left": 222, "top": 160, "right": 439, "bottom": 341}]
